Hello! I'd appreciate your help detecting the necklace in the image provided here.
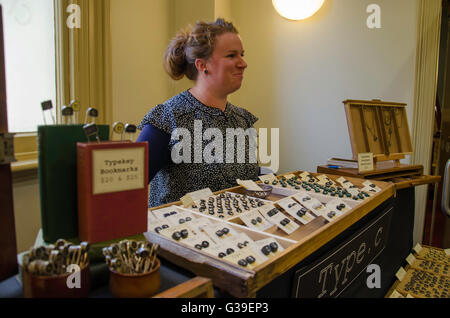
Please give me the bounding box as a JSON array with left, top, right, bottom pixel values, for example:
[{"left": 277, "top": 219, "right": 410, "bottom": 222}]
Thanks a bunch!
[
  {"left": 362, "top": 106, "right": 378, "bottom": 142},
  {"left": 383, "top": 108, "right": 393, "bottom": 149}
]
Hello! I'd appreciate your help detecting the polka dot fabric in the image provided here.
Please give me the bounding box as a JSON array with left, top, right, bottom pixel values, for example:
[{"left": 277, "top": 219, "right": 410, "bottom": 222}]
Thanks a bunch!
[{"left": 138, "top": 90, "right": 260, "bottom": 207}]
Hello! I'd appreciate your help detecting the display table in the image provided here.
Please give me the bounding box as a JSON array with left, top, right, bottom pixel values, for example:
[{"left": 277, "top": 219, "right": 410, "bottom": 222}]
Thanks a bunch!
[
  {"left": 145, "top": 171, "right": 396, "bottom": 297},
  {"left": 0, "top": 258, "right": 214, "bottom": 298}
]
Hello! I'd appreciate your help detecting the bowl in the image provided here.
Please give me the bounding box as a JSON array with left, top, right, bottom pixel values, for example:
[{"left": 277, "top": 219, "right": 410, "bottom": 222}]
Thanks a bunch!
[
  {"left": 244, "top": 184, "right": 273, "bottom": 199},
  {"left": 22, "top": 264, "right": 90, "bottom": 298},
  {"left": 109, "top": 258, "right": 160, "bottom": 298}
]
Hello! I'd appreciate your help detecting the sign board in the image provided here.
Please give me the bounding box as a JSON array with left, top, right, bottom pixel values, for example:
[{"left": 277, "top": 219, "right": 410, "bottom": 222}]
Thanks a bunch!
[{"left": 292, "top": 206, "right": 393, "bottom": 298}]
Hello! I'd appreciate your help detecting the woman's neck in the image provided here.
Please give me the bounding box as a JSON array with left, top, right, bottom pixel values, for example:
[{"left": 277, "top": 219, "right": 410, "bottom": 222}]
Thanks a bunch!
[{"left": 189, "top": 85, "right": 227, "bottom": 111}]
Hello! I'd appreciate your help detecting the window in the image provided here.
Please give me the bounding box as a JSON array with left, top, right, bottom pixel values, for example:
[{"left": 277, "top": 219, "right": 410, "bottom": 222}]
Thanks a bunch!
[{"left": 1, "top": 0, "right": 56, "bottom": 133}]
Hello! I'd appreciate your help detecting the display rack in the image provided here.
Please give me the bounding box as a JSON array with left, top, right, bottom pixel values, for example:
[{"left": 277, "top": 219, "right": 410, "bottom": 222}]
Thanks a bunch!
[{"left": 145, "top": 170, "right": 395, "bottom": 297}]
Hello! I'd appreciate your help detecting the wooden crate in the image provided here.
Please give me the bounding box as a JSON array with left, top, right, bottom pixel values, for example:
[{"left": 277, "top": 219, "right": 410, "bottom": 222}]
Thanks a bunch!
[
  {"left": 145, "top": 171, "right": 395, "bottom": 297},
  {"left": 343, "top": 99, "right": 413, "bottom": 162}
]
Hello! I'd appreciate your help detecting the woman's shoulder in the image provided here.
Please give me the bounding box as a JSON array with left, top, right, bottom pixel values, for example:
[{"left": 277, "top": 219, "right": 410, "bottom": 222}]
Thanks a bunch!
[
  {"left": 227, "top": 103, "right": 259, "bottom": 126},
  {"left": 137, "top": 91, "right": 196, "bottom": 133}
]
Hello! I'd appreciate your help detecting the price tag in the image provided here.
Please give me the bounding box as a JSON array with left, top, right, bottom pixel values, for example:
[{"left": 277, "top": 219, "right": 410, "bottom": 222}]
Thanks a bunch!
[
  {"left": 406, "top": 253, "right": 417, "bottom": 265},
  {"left": 445, "top": 249, "right": 450, "bottom": 257},
  {"left": 237, "top": 179, "right": 263, "bottom": 191},
  {"left": 284, "top": 174, "right": 297, "bottom": 180},
  {"left": 395, "top": 267, "right": 407, "bottom": 281},
  {"left": 413, "top": 243, "right": 423, "bottom": 254},
  {"left": 92, "top": 147, "right": 145, "bottom": 195},
  {"left": 358, "top": 153, "right": 374, "bottom": 173}
]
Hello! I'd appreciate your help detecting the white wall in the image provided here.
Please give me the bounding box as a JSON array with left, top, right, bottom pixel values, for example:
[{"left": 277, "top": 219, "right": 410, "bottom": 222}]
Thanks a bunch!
[
  {"left": 12, "top": 179, "right": 41, "bottom": 252},
  {"left": 229, "top": 0, "right": 418, "bottom": 173},
  {"left": 110, "top": 0, "right": 172, "bottom": 130}
]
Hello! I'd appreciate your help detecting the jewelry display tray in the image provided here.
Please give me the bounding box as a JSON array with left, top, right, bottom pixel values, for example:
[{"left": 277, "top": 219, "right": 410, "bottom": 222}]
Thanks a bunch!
[
  {"left": 145, "top": 171, "right": 395, "bottom": 297},
  {"left": 343, "top": 99, "right": 413, "bottom": 161}
]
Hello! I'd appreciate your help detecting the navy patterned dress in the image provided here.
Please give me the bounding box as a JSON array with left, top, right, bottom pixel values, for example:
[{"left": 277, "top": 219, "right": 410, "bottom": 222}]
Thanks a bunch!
[{"left": 137, "top": 90, "right": 260, "bottom": 207}]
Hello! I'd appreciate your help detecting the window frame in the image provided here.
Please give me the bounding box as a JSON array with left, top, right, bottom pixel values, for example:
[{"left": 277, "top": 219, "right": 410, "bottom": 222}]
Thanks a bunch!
[{"left": 11, "top": 0, "right": 112, "bottom": 175}]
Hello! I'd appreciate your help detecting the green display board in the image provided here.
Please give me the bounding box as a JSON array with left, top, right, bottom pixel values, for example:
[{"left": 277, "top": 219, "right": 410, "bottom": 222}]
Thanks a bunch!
[{"left": 38, "top": 124, "right": 110, "bottom": 243}]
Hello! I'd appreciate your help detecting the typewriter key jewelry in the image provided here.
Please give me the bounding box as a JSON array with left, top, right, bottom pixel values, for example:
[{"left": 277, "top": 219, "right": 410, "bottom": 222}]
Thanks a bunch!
[
  {"left": 40, "top": 100, "right": 56, "bottom": 125},
  {"left": 103, "top": 240, "right": 159, "bottom": 274},
  {"left": 361, "top": 105, "right": 378, "bottom": 142},
  {"left": 21, "top": 239, "right": 90, "bottom": 276}
]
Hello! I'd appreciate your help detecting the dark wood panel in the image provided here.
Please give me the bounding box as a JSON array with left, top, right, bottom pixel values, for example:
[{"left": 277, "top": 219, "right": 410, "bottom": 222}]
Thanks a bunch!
[{"left": 0, "top": 5, "right": 18, "bottom": 281}]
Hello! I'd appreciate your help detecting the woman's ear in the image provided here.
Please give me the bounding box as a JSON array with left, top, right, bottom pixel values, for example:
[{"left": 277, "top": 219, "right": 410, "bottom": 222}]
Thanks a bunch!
[{"left": 194, "top": 58, "right": 208, "bottom": 74}]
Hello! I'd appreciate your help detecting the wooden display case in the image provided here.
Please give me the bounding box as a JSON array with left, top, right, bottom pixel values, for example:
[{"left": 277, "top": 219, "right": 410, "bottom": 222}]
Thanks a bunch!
[
  {"left": 145, "top": 171, "right": 395, "bottom": 297},
  {"left": 343, "top": 99, "right": 413, "bottom": 162}
]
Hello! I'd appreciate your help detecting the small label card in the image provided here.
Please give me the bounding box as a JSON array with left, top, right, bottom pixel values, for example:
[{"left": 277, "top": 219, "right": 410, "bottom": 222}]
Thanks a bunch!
[
  {"left": 413, "top": 243, "right": 423, "bottom": 254},
  {"left": 389, "top": 290, "right": 405, "bottom": 298},
  {"left": 283, "top": 174, "right": 297, "bottom": 180},
  {"left": 259, "top": 204, "right": 299, "bottom": 235},
  {"left": 166, "top": 211, "right": 196, "bottom": 226},
  {"left": 299, "top": 171, "right": 316, "bottom": 182},
  {"left": 181, "top": 188, "right": 214, "bottom": 207},
  {"left": 159, "top": 223, "right": 195, "bottom": 242},
  {"left": 92, "top": 147, "right": 145, "bottom": 195},
  {"left": 152, "top": 206, "right": 181, "bottom": 220},
  {"left": 148, "top": 219, "right": 173, "bottom": 233},
  {"left": 147, "top": 210, "right": 158, "bottom": 224},
  {"left": 358, "top": 152, "right": 374, "bottom": 173},
  {"left": 395, "top": 267, "right": 407, "bottom": 281},
  {"left": 362, "top": 180, "right": 382, "bottom": 193},
  {"left": 325, "top": 198, "right": 352, "bottom": 214},
  {"left": 278, "top": 197, "right": 315, "bottom": 225},
  {"left": 188, "top": 218, "right": 213, "bottom": 235},
  {"left": 237, "top": 179, "right": 263, "bottom": 191},
  {"left": 316, "top": 174, "right": 335, "bottom": 185},
  {"left": 292, "top": 193, "right": 327, "bottom": 216},
  {"left": 239, "top": 210, "right": 273, "bottom": 231},
  {"left": 201, "top": 223, "right": 239, "bottom": 243},
  {"left": 445, "top": 249, "right": 450, "bottom": 257},
  {"left": 406, "top": 253, "right": 417, "bottom": 265},
  {"left": 258, "top": 173, "right": 278, "bottom": 184},
  {"left": 255, "top": 238, "right": 285, "bottom": 256},
  {"left": 183, "top": 233, "right": 217, "bottom": 253},
  {"left": 223, "top": 246, "right": 267, "bottom": 270},
  {"left": 336, "top": 177, "right": 354, "bottom": 189}
]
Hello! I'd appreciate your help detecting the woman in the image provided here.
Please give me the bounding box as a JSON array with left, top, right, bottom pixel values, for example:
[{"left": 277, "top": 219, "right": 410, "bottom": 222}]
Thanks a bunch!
[{"left": 137, "top": 18, "right": 259, "bottom": 207}]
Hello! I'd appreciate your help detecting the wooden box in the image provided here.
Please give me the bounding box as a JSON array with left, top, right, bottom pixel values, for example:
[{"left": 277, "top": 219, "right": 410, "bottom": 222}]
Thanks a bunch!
[
  {"left": 343, "top": 99, "right": 413, "bottom": 162},
  {"left": 145, "top": 171, "right": 395, "bottom": 297}
]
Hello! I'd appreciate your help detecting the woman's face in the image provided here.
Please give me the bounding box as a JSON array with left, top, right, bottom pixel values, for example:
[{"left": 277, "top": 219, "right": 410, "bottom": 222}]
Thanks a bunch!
[{"left": 205, "top": 32, "right": 247, "bottom": 95}]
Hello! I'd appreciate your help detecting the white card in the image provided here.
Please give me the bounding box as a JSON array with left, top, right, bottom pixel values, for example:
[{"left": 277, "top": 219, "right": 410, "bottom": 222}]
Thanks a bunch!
[
  {"left": 259, "top": 205, "right": 299, "bottom": 235},
  {"left": 258, "top": 174, "right": 278, "bottom": 184},
  {"left": 148, "top": 218, "right": 173, "bottom": 233},
  {"left": 326, "top": 198, "right": 352, "bottom": 214},
  {"left": 201, "top": 223, "right": 239, "bottom": 242},
  {"left": 255, "top": 238, "right": 285, "bottom": 256},
  {"left": 239, "top": 210, "right": 273, "bottom": 231},
  {"left": 362, "top": 181, "right": 382, "bottom": 192},
  {"left": 413, "top": 243, "right": 423, "bottom": 254},
  {"left": 237, "top": 179, "right": 263, "bottom": 191},
  {"left": 406, "top": 253, "right": 417, "bottom": 265},
  {"left": 395, "top": 267, "right": 407, "bottom": 281},
  {"left": 278, "top": 197, "right": 315, "bottom": 225},
  {"left": 151, "top": 206, "right": 181, "bottom": 220}
]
